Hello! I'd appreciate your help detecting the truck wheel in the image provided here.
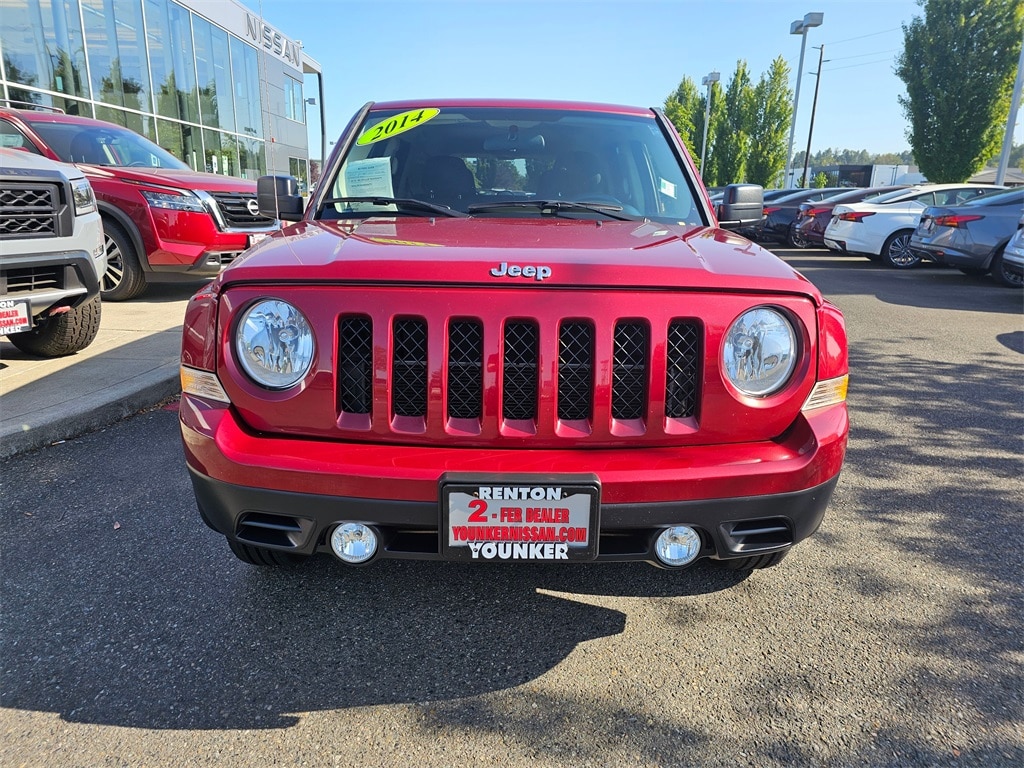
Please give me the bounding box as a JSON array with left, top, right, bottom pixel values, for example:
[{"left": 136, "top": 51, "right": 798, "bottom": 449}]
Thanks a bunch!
[
  {"left": 7, "top": 295, "right": 101, "bottom": 357},
  {"left": 991, "top": 249, "right": 1023, "bottom": 288},
  {"left": 228, "top": 540, "right": 307, "bottom": 567},
  {"left": 101, "top": 220, "right": 147, "bottom": 301},
  {"left": 718, "top": 551, "right": 789, "bottom": 571},
  {"left": 881, "top": 229, "right": 919, "bottom": 269}
]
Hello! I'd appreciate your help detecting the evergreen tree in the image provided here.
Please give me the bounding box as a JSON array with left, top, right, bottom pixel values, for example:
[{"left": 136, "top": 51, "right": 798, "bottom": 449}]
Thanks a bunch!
[{"left": 709, "top": 61, "right": 754, "bottom": 185}]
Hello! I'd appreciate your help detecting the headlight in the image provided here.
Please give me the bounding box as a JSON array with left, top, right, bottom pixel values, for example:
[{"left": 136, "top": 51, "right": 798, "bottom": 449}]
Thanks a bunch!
[
  {"left": 723, "top": 307, "right": 798, "bottom": 397},
  {"left": 140, "top": 188, "right": 206, "bottom": 213},
  {"left": 235, "top": 300, "right": 315, "bottom": 389},
  {"left": 71, "top": 178, "right": 96, "bottom": 215}
]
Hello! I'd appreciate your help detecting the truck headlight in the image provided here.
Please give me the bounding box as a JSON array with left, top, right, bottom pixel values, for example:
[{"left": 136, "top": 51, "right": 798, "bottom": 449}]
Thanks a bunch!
[
  {"left": 71, "top": 178, "right": 96, "bottom": 215},
  {"left": 235, "top": 299, "right": 315, "bottom": 390},
  {"left": 723, "top": 307, "right": 797, "bottom": 397}
]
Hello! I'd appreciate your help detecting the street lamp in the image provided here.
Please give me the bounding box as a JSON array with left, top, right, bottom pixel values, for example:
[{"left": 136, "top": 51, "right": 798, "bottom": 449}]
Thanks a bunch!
[
  {"left": 785, "top": 12, "right": 824, "bottom": 188},
  {"left": 699, "top": 70, "right": 720, "bottom": 176}
]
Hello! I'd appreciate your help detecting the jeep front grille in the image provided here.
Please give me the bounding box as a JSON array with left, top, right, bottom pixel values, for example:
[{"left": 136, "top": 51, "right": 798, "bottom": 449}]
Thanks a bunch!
[
  {"left": 207, "top": 192, "right": 276, "bottom": 229},
  {"left": 0, "top": 183, "right": 61, "bottom": 238},
  {"left": 335, "top": 313, "right": 702, "bottom": 437}
]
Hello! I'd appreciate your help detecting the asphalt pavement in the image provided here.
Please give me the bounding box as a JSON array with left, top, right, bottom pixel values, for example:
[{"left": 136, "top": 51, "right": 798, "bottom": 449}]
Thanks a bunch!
[{"left": 0, "top": 279, "right": 205, "bottom": 459}]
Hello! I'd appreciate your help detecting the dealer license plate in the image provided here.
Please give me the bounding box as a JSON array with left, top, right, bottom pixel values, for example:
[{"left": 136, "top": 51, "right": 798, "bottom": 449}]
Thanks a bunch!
[
  {"left": 0, "top": 298, "right": 32, "bottom": 336},
  {"left": 441, "top": 476, "right": 600, "bottom": 562},
  {"left": 248, "top": 233, "right": 269, "bottom": 248}
]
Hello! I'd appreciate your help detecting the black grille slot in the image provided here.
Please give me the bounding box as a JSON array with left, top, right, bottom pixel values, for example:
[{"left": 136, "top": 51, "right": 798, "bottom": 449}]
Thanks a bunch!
[
  {"left": 0, "top": 183, "right": 60, "bottom": 238},
  {"left": 558, "top": 321, "right": 593, "bottom": 421},
  {"left": 666, "top": 321, "right": 701, "bottom": 418},
  {"left": 447, "top": 321, "right": 482, "bottom": 419},
  {"left": 612, "top": 321, "right": 648, "bottom": 420},
  {"left": 3, "top": 266, "right": 62, "bottom": 294},
  {"left": 208, "top": 191, "right": 276, "bottom": 228},
  {"left": 503, "top": 322, "right": 538, "bottom": 421},
  {"left": 338, "top": 317, "right": 373, "bottom": 414},
  {"left": 392, "top": 319, "right": 427, "bottom": 417}
]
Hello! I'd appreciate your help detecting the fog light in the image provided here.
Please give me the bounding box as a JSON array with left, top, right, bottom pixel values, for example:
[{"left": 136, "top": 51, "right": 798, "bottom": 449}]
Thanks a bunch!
[
  {"left": 330, "top": 523, "right": 378, "bottom": 564},
  {"left": 654, "top": 526, "right": 702, "bottom": 567}
]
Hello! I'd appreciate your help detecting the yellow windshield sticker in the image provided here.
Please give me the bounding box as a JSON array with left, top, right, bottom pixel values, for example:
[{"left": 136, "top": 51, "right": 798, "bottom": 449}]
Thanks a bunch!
[{"left": 356, "top": 108, "right": 440, "bottom": 146}]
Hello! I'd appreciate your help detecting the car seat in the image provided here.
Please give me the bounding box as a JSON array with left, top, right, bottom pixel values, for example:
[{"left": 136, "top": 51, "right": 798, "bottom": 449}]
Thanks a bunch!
[
  {"left": 422, "top": 155, "right": 475, "bottom": 209},
  {"left": 538, "top": 151, "right": 607, "bottom": 201},
  {"left": 68, "top": 132, "right": 107, "bottom": 165}
]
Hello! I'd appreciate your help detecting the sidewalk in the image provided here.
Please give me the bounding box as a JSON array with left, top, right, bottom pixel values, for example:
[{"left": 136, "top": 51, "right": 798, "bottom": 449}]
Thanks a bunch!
[{"left": 0, "top": 280, "right": 205, "bottom": 459}]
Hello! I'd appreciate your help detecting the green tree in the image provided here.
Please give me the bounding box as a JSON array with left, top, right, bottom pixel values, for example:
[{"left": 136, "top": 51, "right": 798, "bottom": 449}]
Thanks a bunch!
[
  {"left": 663, "top": 77, "right": 702, "bottom": 160},
  {"left": 709, "top": 61, "right": 754, "bottom": 185},
  {"left": 747, "top": 56, "right": 793, "bottom": 187},
  {"left": 896, "top": 0, "right": 1024, "bottom": 182}
]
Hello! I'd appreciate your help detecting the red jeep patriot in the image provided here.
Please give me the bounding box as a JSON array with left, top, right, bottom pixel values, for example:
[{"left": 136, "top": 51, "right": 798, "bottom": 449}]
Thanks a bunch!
[{"left": 179, "top": 99, "right": 849, "bottom": 574}]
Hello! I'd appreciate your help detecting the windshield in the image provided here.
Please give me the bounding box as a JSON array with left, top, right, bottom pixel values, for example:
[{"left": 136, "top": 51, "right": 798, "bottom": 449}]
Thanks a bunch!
[
  {"left": 321, "top": 106, "right": 703, "bottom": 224},
  {"left": 26, "top": 119, "right": 189, "bottom": 170}
]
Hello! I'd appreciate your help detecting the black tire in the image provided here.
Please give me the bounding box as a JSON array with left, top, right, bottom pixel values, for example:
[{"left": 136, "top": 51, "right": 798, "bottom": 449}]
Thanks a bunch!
[
  {"left": 881, "top": 229, "right": 920, "bottom": 269},
  {"left": 228, "top": 540, "right": 307, "bottom": 567},
  {"left": 7, "top": 295, "right": 101, "bottom": 357},
  {"left": 717, "top": 551, "right": 789, "bottom": 571},
  {"left": 991, "top": 249, "right": 1024, "bottom": 288},
  {"left": 788, "top": 224, "right": 810, "bottom": 249},
  {"left": 101, "top": 220, "right": 147, "bottom": 301}
]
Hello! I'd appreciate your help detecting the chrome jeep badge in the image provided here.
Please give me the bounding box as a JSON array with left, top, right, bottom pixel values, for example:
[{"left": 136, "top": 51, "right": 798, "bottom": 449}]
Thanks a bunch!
[{"left": 490, "top": 262, "right": 552, "bottom": 281}]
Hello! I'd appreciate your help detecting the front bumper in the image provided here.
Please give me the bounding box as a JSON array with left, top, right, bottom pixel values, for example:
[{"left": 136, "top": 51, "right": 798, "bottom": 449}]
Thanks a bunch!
[{"left": 182, "top": 396, "right": 848, "bottom": 566}]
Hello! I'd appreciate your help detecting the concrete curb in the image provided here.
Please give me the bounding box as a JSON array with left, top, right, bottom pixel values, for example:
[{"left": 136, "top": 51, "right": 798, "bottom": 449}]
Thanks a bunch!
[{"left": 1, "top": 364, "right": 180, "bottom": 459}]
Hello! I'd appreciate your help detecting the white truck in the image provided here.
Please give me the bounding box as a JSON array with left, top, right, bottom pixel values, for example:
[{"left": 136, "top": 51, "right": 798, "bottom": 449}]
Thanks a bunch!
[{"left": 1, "top": 147, "right": 105, "bottom": 356}]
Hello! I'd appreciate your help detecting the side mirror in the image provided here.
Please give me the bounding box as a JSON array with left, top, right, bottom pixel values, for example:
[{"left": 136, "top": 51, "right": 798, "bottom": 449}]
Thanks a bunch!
[
  {"left": 716, "top": 183, "right": 764, "bottom": 230},
  {"left": 257, "top": 175, "right": 304, "bottom": 222}
]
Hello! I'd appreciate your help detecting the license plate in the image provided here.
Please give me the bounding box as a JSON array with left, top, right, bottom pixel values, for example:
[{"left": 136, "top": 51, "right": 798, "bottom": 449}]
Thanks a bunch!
[
  {"left": 0, "top": 298, "right": 31, "bottom": 336},
  {"left": 441, "top": 475, "right": 600, "bottom": 562},
  {"left": 248, "top": 233, "right": 269, "bottom": 248}
]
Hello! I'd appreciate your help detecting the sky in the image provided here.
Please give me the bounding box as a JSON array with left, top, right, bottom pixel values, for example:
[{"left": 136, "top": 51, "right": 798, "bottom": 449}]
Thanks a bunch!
[{"left": 238, "top": 0, "right": 939, "bottom": 160}]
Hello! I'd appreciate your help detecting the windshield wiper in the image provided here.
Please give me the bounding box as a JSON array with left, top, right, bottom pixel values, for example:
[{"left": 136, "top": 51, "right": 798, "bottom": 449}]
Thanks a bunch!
[
  {"left": 319, "top": 196, "right": 470, "bottom": 218},
  {"left": 467, "top": 199, "right": 642, "bottom": 221}
]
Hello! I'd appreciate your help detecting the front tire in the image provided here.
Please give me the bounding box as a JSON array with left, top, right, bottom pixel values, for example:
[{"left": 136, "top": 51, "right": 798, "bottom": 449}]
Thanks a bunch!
[
  {"left": 101, "top": 220, "right": 147, "bottom": 301},
  {"left": 991, "top": 249, "right": 1023, "bottom": 288},
  {"left": 228, "top": 540, "right": 307, "bottom": 567},
  {"left": 881, "top": 229, "right": 919, "bottom": 269},
  {"left": 7, "top": 295, "right": 101, "bottom": 357},
  {"left": 717, "top": 551, "right": 789, "bottom": 571}
]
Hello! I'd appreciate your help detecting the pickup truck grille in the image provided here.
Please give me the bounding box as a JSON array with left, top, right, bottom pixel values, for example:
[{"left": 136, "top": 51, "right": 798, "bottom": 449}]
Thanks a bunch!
[
  {"left": 336, "top": 313, "right": 701, "bottom": 432},
  {"left": 207, "top": 192, "right": 276, "bottom": 229},
  {"left": 0, "top": 184, "right": 61, "bottom": 238}
]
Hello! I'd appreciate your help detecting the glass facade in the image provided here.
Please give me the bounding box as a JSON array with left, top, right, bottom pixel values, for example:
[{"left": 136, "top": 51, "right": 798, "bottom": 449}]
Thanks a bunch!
[{"left": 0, "top": 0, "right": 285, "bottom": 178}]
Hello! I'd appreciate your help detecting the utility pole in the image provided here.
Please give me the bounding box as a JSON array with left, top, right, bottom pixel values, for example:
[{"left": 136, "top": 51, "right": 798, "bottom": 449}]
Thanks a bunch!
[
  {"left": 995, "top": 32, "right": 1024, "bottom": 186},
  {"left": 700, "top": 71, "right": 720, "bottom": 176},
  {"left": 802, "top": 45, "right": 826, "bottom": 189}
]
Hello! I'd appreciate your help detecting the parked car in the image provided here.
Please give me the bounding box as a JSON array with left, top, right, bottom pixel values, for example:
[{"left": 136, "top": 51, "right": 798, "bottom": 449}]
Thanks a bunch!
[
  {"left": 909, "top": 187, "right": 1024, "bottom": 287},
  {"left": 0, "top": 105, "right": 279, "bottom": 300},
  {"left": 1000, "top": 214, "right": 1024, "bottom": 283},
  {"left": 823, "top": 183, "right": 1003, "bottom": 268},
  {"left": 755, "top": 187, "right": 852, "bottom": 245},
  {"left": 0, "top": 147, "right": 104, "bottom": 356},
  {"left": 179, "top": 98, "right": 849, "bottom": 577},
  {"left": 790, "top": 185, "right": 910, "bottom": 248},
  {"left": 733, "top": 188, "right": 808, "bottom": 240}
]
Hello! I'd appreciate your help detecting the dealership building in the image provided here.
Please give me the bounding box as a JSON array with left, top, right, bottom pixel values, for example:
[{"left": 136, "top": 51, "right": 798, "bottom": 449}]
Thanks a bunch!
[{"left": 0, "top": 0, "right": 323, "bottom": 185}]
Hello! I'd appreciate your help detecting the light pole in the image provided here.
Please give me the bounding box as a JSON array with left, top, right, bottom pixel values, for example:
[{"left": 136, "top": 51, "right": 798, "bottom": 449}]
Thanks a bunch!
[
  {"left": 801, "top": 45, "right": 827, "bottom": 188},
  {"left": 699, "top": 70, "right": 720, "bottom": 176},
  {"left": 785, "top": 12, "right": 824, "bottom": 188}
]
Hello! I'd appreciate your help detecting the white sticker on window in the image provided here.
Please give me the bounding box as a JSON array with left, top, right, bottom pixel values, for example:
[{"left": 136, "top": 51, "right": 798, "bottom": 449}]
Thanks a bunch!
[
  {"left": 659, "top": 178, "right": 677, "bottom": 198},
  {"left": 343, "top": 157, "right": 395, "bottom": 203}
]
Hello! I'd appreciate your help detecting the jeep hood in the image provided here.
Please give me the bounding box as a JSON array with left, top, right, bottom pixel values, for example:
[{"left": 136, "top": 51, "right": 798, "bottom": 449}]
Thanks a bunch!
[{"left": 219, "top": 218, "right": 821, "bottom": 299}]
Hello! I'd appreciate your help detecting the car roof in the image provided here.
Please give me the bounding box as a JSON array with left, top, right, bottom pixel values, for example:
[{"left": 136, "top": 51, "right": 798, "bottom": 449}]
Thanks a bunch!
[
  {"left": 368, "top": 98, "right": 654, "bottom": 116},
  {"left": 2, "top": 107, "right": 117, "bottom": 129}
]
